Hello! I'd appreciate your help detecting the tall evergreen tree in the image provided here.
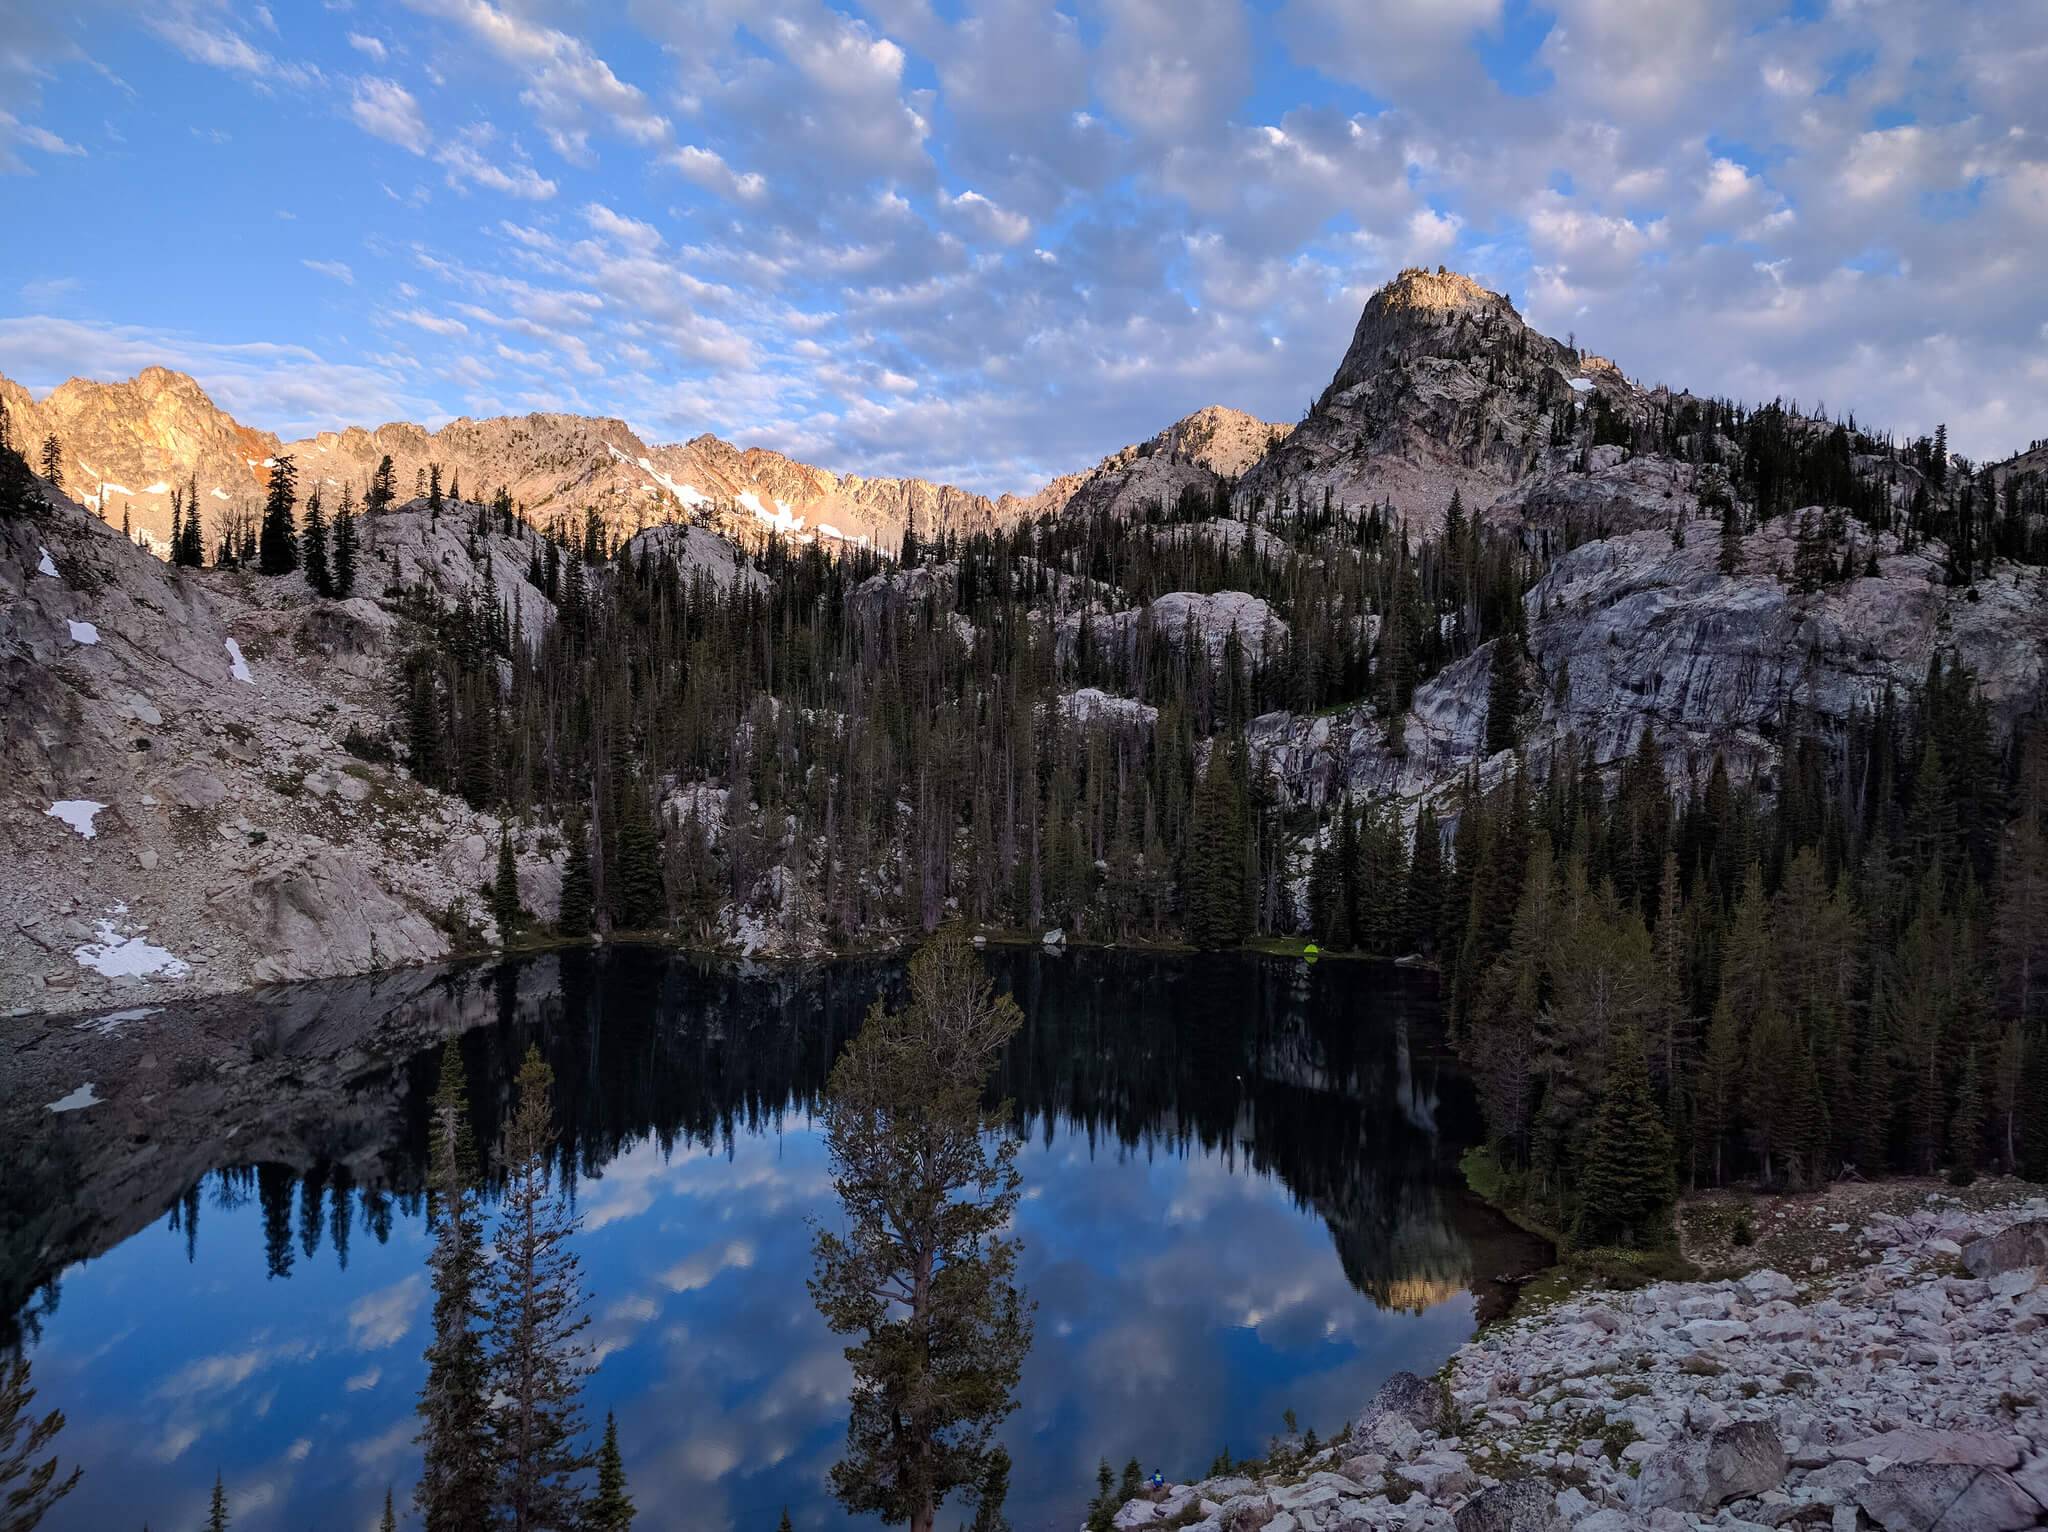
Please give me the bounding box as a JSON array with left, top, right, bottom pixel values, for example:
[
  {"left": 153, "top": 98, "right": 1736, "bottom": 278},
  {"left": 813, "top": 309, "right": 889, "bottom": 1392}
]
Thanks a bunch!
[
  {"left": 493, "top": 831, "right": 522, "bottom": 943},
  {"left": 558, "top": 814, "right": 594, "bottom": 937},
  {"left": 257, "top": 454, "right": 300, "bottom": 576},
  {"left": 1573, "top": 1026, "right": 1678, "bottom": 1247},
  {"left": 587, "top": 1414, "right": 634, "bottom": 1532},
  {"left": 1484, "top": 636, "right": 1525, "bottom": 757},
  {"left": 207, "top": 1472, "right": 229, "bottom": 1532},
  {"left": 302, "top": 485, "right": 331, "bottom": 596},
  {"left": 810, "top": 930, "right": 1033, "bottom": 1532},
  {"left": 415, "top": 1042, "right": 493, "bottom": 1532},
  {"left": 0, "top": 1355, "right": 81, "bottom": 1531},
  {"left": 37, "top": 434, "right": 61, "bottom": 488},
  {"left": 332, "top": 485, "right": 359, "bottom": 597},
  {"left": 488, "top": 1047, "right": 594, "bottom": 1532},
  {"left": 177, "top": 474, "right": 206, "bottom": 567},
  {"left": 365, "top": 454, "right": 397, "bottom": 516},
  {"left": 1184, "top": 745, "right": 1250, "bottom": 949}
]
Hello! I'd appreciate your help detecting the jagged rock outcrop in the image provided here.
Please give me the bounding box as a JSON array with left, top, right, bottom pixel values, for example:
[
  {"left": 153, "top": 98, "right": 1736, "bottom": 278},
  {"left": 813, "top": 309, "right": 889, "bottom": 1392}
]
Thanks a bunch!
[
  {"left": 0, "top": 365, "right": 1013, "bottom": 561},
  {"left": 1246, "top": 515, "right": 2048, "bottom": 823},
  {"left": 0, "top": 486, "right": 566, "bottom": 1015},
  {"left": 1006, "top": 405, "right": 1293, "bottom": 522},
  {"left": 0, "top": 365, "right": 280, "bottom": 552},
  {"left": 1239, "top": 268, "right": 1625, "bottom": 532}
]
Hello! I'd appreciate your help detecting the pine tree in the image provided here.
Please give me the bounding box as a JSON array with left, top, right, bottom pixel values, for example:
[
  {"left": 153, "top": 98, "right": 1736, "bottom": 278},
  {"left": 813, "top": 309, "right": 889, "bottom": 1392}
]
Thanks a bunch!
[
  {"left": 968, "top": 1446, "right": 1012, "bottom": 1532},
  {"left": 428, "top": 462, "right": 444, "bottom": 517},
  {"left": 558, "top": 814, "right": 594, "bottom": 936},
  {"left": 493, "top": 831, "right": 522, "bottom": 944},
  {"left": 333, "top": 487, "right": 359, "bottom": 597},
  {"left": 302, "top": 485, "right": 331, "bottom": 596},
  {"left": 776, "top": 1513, "right": 793, "bottom": 1532},
  {"left": 366, "top": 454, "right": 397, "bottom": 516},
  {"left": 488, "top": 1046, "right": 594, "bottom": 1531},
  {"left": 0, "top": 1354, "right": 81, "bottom": 1530},
  {"left": 587, "top": 1414, "right": 635, "bottom": 1531},
  {"left": 1484, "top": 636, "right": 1525, "bottom": 757},
  {"left": 37, "top": 433, "right": 61, "bottom": 488},
  {"left": 810, "top": 929, "right": 1032, "bottom": 1532},
  {"left": 415, "top": 1041, "right": 493, "bottom": 1532},
  {"left": 379, "top": 1489, "right": 397, "bottom": 1532},
  {"left": 177, "top": 475, "right": 206, "bottom": 567},
  {"left": 1573, "top": 1026, "right": 1677, "bottom": 1248},
  {"left": 1408, "top": 805, "right": 1445, "bottom": 955},
  {"left": 1184, "top": 745, "right": 1250, "bottom": 949},
  {"left": 207, "top": 1471, "right": 229, "bottom": 1531},
  {"left": 257, "top": 454, "right": 299, "bottom": 576},
  {"left": 610, "top": 786, "right": 666, "bottom": 931}
]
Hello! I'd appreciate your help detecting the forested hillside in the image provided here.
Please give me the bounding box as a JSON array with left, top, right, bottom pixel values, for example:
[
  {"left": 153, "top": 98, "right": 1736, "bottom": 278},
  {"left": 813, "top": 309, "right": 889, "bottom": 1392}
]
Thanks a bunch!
[{"left": 5, "top": 267, "right": 2046, "bottom": 1198}]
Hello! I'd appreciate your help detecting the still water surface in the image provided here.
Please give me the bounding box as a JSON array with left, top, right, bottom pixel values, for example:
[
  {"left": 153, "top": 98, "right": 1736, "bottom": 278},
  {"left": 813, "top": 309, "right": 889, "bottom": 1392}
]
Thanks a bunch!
[{"left": 6, "top": 948, "right": 1543, "bottom": 1530}]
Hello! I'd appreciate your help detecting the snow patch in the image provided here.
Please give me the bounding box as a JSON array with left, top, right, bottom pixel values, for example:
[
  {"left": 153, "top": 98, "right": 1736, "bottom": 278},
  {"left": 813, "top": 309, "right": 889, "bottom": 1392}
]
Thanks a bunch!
[
  {"left": 47, "top": 1084, "right": 102, "bottom": 1113},
  {"left": 737, "top": 489, "right": 804, "bottom": 534},
  {"left": 69, "top": 619, "right": 101, "bottom": 645},
  {"left": 37, "top": 546, "right": 59, "bottom": 577},
  {"left": 100, "top": 482, "right": 134, "bottom": 497},
  {"left": 78, "top": 458, "right": 98, "bottom": 477},
  {"left": 47, "top": 799, "right": 106, "bottom": 838},
  {"left": 224, "top": 637, "right": 253, "bottom": 683},
  {"left": 1568, "top": 377, "right": 1595, "bottom": 394},
  {"left": 73, "top": 914, "right": 190, "bottom": 979},
  {"left": 210, "top": 487, "right": 229, "bottom": 501},
  {"left": 76, "top": 1006, "right": 160, "bottom": 1037},
  {"left": 141, "top": 480, "right": 170, "bottom": 494},
  {"left": 608, "top": 442, "right": 713, "bottom": 507},
  {"left": 816, "top": 523, "right": 871, "bottom": 548}
]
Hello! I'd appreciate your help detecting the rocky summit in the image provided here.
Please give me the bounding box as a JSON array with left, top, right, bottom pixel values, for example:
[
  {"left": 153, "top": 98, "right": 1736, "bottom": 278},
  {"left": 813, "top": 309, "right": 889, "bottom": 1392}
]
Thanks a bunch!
[{"left": 1097, "top": 1189, "right": 2048, "bottom": 1532}]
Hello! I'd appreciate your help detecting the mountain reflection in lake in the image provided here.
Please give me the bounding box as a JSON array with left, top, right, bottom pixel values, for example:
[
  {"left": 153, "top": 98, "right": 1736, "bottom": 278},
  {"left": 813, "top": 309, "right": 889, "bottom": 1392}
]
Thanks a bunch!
[{"left": 2, "top": 948, "right": 1546, "bottom": 1531}]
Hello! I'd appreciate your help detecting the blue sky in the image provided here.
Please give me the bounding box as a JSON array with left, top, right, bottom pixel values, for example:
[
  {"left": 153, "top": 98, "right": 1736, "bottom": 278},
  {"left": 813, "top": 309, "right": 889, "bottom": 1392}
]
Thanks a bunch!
[{"left": 1, "top": 0, "right": 2044, "bottom": 494}]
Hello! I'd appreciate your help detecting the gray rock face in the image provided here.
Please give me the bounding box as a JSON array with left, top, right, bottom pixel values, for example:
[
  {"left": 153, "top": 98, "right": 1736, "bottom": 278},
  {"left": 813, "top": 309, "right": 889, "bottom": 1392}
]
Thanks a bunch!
[
  {"left": 1963, "top": 1220, "right": 2048, "bottom": 1278},
  {"left": 1, "top": 498, "right": 568, "bottom": 1015},
  {"left": 1452, "top": 1477, "right": 1564, "bottom": 1532},
  {"left": 1636, "top": 1422, "right": 1787, "bottom": 1511},
  {"left": 1855, "top": 1463, "right": 2042, "bottom": 1532},
  {"left": 1834, "top": 1428, "right": 2022, "bottom": 1469},
  {"left": 1354, "top": 1370, "right": 1444, "bottom": 1443}
]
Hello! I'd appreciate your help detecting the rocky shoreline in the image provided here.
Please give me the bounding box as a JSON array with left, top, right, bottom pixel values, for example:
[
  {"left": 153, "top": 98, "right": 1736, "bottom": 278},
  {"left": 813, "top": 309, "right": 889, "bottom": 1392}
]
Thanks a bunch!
[{"left": 1100, "top": 1189, "right": 2048, "bottom": 1531}]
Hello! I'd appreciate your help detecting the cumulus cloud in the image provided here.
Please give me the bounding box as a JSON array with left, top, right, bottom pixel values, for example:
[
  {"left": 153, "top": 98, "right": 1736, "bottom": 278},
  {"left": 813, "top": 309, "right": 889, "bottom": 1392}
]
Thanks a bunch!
[
  {"left": 347, "top": 1275, "right": 426, "bottom": 1350},
  {"left": 665, "top": 144, "right": 767, "bottom": 205},
  {"left": 349, "top": 76, "right": 429, "bottom": 153},
  {"left": 435, "top": 125, "right": 557, "bottom": 199},
  {"left": 7, "top": 0, "right": 2044, "bottom": 487}
]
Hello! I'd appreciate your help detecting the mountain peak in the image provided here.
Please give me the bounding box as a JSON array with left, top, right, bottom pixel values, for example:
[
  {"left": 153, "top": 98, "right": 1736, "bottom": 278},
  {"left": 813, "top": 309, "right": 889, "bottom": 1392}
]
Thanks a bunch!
[
  {"left": 1323, "top": 267, "right": 1531, "bottom": 403},
  {"left": 1373, "top": 265, "right": 1508, "bottom": 318}
]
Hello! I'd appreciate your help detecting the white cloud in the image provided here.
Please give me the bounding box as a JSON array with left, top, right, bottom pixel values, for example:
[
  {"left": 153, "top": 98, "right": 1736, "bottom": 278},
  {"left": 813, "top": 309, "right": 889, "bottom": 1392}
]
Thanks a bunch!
[
  {"left": 665, "top": 145, "right": 767, "bottom": 205},
  {"left": 392, "top": 306, "right": 470, "bottom": 336},
  {"left": 347, "top": 1275, "right": 425, "bottom": 1350},
  {"left": 437, "top": 128, "right": 557, "bottom": 199},
  {"left": 347, "top": 32, "right": 388, "bottom": 62},
  {"left": 0, "top": 110, "right": 86, "bottom": 159},
  {"left": 405, "top": 0, "right": 668, "bottom": 155},
  {"left": 302, "top": 258, "right": 355, "bottom": 285},
  {"left": 940, "top": 188, "right": 1031, "bottom": 245},
  {"left": 144, "top": 6, "right": 319, "bottom": 88},
  {"left": 349, "top": 76, "right": 429, "bottom": 154}
]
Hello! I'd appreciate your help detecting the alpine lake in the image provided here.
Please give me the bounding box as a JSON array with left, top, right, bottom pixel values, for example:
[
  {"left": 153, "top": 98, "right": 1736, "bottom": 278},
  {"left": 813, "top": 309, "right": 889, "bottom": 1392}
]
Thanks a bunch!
[{"left": 1, "top": 947, "right": 1548, "bottom": 1531}]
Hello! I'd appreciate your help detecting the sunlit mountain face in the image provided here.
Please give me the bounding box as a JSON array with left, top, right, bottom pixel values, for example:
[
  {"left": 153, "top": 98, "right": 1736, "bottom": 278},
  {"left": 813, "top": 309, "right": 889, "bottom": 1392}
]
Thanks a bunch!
[{"left": 5, "top": 948, "right": 1543, "bottom": 1530}]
